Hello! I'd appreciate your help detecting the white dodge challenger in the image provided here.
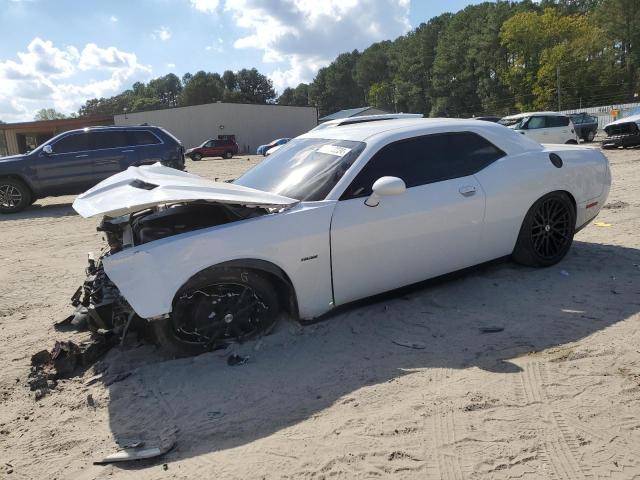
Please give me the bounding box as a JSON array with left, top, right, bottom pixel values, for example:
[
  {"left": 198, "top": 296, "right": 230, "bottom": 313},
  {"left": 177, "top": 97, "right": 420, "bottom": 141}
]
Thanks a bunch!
[{"left": 70, "top": 118, "right": 611, "bottom": 354}]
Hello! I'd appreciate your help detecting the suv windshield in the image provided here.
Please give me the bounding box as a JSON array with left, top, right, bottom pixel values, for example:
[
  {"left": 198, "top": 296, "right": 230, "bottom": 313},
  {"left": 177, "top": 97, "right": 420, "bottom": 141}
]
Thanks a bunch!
[
  {"left": 499, "top": 117, "right": 528, "bottom": 129},
  {"left": 235, "top": 138, "right": 366, "bottom": 201}
]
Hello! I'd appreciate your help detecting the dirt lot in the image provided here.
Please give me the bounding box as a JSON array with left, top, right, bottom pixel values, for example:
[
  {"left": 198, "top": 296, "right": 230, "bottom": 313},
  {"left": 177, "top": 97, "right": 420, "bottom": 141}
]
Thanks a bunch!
[{"left": 1, "top": 149, "right": 639, "bottom": 479}]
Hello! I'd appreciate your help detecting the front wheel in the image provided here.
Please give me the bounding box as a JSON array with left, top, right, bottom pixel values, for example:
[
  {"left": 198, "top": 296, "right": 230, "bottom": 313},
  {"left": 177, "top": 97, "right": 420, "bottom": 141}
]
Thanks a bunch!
[
  {"left": 0, "top": 178, "right": 32, "bottom": 214},
  {"left": 192, "top": 153, "right": 202, "bottom": 161},
  {"left": 512, "top": 192, "right": 576, "bottom": 267},
  {"left": 153, "top": 268, "right": 280, "bottom": 356}
]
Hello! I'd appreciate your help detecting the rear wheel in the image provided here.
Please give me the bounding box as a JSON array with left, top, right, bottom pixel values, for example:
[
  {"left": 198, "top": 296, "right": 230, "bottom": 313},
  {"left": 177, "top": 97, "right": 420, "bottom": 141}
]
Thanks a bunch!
[
  {"left": 153, "top": 268, "right": 280, "bottom": 356},
  {"left": 565, "top": 139, "right": 578, "bottom": 144},
  {"left": 223, "top": 151, "right": 233, "bottom": 159},
  {"left": 192, "top": 153, "right": 202, "bottom": 161},
  {"left": 586, "top": 130, "right": 596, "bottom": 142},
  {"left": 0, "top": 178, "right": 32, "bottom": 214},
  {"left": 512, "top": 192, "right": 575, "bottom": 267}
]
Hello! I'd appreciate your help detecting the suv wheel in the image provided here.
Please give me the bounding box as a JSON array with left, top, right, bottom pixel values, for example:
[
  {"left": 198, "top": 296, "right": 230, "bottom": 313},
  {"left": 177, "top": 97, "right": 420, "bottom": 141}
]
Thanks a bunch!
[
  {"left": 192, "top": 153, "right": 202, "bottom": 161},
  {"left": 223, "top": 151, "right": 233, "bottom": 159},
  {"left": 0, "top": 178, "right": 32, "bottom": 214},
  {"left": 587, "top": 130, "right": 596, "bottom": 142}
]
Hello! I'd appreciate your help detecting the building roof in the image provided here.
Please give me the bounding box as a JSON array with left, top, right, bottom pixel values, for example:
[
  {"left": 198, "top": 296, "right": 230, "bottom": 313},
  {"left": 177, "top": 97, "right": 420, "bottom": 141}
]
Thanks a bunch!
[
  {"left": 318, "top": 106, "right": 387, "bottom": 122},
  {"left": 0, "top": 115, "right": 113, "bottom": 131}
]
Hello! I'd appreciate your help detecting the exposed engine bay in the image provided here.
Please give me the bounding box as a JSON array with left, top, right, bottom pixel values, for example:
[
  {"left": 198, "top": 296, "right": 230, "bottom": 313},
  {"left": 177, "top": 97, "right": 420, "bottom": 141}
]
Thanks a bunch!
[{"left": 63, "top": 201, "right": 269, "bottom": 336}]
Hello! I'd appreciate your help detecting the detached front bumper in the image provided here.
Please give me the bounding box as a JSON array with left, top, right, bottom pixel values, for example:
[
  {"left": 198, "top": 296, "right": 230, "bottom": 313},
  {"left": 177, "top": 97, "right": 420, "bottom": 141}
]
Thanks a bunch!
[
  {"left": 602, "top": 133, "right": 640, "bottom": 148},
  {"left": 65, "top": 255, "right": 135, "bottom": 334}
]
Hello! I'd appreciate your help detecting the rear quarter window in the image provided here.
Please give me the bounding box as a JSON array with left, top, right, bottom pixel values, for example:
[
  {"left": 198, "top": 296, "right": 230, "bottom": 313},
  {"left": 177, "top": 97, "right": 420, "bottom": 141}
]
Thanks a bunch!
[
  {"left": 342, "top": 131, "right": 505, "bottom": 199},
  {"left": 129, "top": 130, "right": 161, "bottom": 146}
]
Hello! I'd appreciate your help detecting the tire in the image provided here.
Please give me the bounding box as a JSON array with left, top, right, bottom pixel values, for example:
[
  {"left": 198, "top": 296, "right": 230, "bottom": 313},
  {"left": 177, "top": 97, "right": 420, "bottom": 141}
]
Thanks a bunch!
[
  {"left": 0, "top": 178, "right": 32, "bottom": 214},
  {"left": 192, "top": 153, "right": 202, "bottom": 161},
  {"left": 512, "top": 192, "right": 576, "bottom": 268},
  {"left": 153, "top": 267, "right": 280, "bottom": 356},
  {"left": 565, "top": 139, "right": 578, "bottom": 145},
  {"left": 223, "top": 151, "right": 233, "bottom": 159},
  {"left": 587, "top": 130, "right": 596, "bottom": 142}
]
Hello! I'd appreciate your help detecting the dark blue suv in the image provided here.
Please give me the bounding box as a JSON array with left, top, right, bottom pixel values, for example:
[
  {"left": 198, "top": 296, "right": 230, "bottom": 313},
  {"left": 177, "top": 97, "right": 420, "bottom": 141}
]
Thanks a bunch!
[{"left": 0, "top": 125, "right": 185, "bottom": 213}]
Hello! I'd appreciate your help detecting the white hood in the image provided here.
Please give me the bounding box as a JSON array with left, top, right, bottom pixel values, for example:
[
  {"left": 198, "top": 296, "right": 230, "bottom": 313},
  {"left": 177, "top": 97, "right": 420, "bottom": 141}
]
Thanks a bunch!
[
  {"left": 604, "top": 113, "right": 640, "bottom": 129},
  {"left": 73, "top": 163, "right": 298, "bottom": 218}
]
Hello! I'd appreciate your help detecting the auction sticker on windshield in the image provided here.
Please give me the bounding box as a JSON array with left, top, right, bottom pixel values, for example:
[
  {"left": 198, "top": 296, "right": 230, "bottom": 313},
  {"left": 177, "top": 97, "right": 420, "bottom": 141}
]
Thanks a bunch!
[{"left": 317, "top": 144, "right": 352, "bottom": 157}]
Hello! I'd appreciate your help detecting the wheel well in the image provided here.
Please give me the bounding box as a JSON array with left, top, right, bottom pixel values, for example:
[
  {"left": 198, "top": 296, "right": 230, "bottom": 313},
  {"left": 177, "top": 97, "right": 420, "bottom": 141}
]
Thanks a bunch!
[
  {"left": 557, "top": 190, "right": 577, "bottom": 214},
  {"left": 174, "top": 259, "right": 299, "bottom": 319},
  {"left": 0, "top": 175, "right": 35, "bottom": 199}
]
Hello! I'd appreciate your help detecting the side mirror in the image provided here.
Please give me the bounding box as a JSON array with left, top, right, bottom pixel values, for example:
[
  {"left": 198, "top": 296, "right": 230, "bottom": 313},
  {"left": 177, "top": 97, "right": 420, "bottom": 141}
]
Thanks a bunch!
[
  {"left": 42, "top": 145, "right": 53, "bottom": 155},
  {"left": 364, "top": 176, "right": 406, "bottom": 207}
]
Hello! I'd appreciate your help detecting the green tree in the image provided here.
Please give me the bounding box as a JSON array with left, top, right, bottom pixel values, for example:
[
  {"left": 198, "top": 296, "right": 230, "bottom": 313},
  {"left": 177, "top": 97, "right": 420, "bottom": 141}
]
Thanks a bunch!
[
  {"left": 34, "top": 108, "right": 67, "bottom": 121},
  {"left": 179, "top": 71, "right": 225, "bottom": 106},
  {"left": 277, "top": 83, "right": 310, "bottom": 106},
  {"left": 309, "top": 50, "right": 363, "bottom": 116},
  {"left": 234, "top": 68, "right": 276, "bottom": 103}
]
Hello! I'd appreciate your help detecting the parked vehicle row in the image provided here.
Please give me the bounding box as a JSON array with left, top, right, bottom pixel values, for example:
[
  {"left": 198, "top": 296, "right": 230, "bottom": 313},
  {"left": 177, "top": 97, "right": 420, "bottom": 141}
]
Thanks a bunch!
[
  {"left": 498, "top": 112, "right": 579, "bottom": 144},
  {"left": 68, "top": 117, "right": 610, "bottom": 354},
  {"left": 0, "top": 125, "right": 185, "bottom": 213}
]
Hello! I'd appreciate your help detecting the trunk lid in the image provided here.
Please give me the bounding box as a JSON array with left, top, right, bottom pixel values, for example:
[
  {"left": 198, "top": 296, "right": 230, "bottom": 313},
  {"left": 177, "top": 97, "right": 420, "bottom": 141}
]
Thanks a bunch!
[{"left": 73, "top": 163, "right": 298, "bottom": 218}]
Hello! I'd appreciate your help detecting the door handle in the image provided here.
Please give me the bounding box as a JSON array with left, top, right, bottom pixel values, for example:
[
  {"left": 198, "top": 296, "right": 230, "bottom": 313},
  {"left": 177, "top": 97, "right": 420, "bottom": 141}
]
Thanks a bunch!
[
  {"left": 459, "top": 185, "right": 476, "bottom": 197},
  {"left": 121, "top": 149, "right": 134, "bottom": 153},
  {"left": 75, "top": 154, "right": 89, "bottom": 158}
]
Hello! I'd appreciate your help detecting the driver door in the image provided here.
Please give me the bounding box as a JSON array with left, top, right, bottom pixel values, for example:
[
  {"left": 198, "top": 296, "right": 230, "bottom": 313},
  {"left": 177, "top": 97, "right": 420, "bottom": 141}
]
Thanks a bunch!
[{"left": 330, "top": 132, "right": 500, "bottom": 306}]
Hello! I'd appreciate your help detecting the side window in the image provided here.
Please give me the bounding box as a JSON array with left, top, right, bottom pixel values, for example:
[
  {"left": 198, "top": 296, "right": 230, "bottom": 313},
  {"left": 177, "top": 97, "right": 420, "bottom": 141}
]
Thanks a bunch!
[
  {"left": 547, "top": 116, "right": 570, "bottom": 127},
  {"left": 129, "top": 130, "right": 161, "bottom": 146},
  {"left": 52, "top": 133, "right": 89, "bottom": 154},
  {"left": 90, "top": 131, "right": 129, "bottom": 150},
  {"left": 527, "top": 116, "right": 547, "bottom": 129},
  {"left": 341, "top": 132, "right": 505, "bottom": 200},
  {"left": 204, "top": 140, "right": 215, "bottom": 148}
]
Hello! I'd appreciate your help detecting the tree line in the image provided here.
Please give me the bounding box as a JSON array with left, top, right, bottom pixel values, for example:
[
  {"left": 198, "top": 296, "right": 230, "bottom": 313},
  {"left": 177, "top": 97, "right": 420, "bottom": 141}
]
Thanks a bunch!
[
  {"left": 40, "top": 0, "right": 640, "bottom": 121},
  {"left": 292, "top": 0, "right": 640, "bottom": 117}
]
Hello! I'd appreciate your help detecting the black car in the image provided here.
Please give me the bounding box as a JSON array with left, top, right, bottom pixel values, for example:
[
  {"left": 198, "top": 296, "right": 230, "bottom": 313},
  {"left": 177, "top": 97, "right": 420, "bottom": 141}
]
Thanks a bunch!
[
  {"left": 0, "top": 125, "right": 185, "bottom": 213},
  {"left": 569, "top": 113, "right": 599, "bottom": 142}
]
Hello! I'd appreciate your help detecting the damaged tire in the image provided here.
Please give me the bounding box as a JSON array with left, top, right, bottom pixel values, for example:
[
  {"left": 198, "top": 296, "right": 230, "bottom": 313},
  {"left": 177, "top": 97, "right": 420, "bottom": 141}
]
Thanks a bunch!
[{"left": 153, "top": 268, "right": 279, "bottom": 356}]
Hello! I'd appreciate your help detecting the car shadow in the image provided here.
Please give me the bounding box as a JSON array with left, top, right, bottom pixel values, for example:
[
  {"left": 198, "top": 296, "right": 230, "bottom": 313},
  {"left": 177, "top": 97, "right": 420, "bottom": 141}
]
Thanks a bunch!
[
  {"left": 0, "top": 201, "right": 76, "bottom": 221},
  {"left": 101, "top": 239, "right": 640, "bottom": 468}
]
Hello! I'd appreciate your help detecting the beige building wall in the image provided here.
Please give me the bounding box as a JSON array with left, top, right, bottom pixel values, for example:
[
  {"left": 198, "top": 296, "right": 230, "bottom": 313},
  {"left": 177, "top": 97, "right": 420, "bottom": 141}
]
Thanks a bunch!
[{"left": 114, "top": 102, "right": 318, "bottom": 153}]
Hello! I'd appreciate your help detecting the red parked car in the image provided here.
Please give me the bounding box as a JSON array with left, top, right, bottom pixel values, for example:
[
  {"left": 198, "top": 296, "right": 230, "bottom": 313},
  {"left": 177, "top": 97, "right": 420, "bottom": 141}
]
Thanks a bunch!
[{"left": 186, "top": 137, "right": 239, "bottom": 161}]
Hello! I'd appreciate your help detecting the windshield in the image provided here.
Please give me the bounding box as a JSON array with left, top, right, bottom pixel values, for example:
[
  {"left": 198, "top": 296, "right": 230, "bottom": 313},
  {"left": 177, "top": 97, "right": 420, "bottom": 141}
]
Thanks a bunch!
[
  {"left": 499, "top": 117, "right": 527, "bottom": 129},
  {"left": 235, "top": 138, "right": 366, "bottom": 201}
]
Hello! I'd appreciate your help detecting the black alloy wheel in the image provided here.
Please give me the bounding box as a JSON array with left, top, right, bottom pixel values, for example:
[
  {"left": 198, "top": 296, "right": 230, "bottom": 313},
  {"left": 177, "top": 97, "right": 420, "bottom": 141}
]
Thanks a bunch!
[
  {"left": 513, "top": 192, "right": 575, "bottom": 267},
  {"left": 153, "top": 269, "right": 279, "bottom": 356}
]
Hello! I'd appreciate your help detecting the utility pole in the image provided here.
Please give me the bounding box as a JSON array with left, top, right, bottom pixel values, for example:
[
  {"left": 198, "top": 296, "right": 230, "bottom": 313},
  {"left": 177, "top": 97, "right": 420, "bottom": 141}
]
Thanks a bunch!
[{"left": 556, "top": 65, "right": 561, "bottom": 111}]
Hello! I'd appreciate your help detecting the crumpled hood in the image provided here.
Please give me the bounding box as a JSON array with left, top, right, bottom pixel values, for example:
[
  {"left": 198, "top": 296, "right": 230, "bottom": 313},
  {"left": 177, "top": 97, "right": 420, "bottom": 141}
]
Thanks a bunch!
[
  {"left": 604, "top": 113, "right": 640, "bottom": 129},
  {"left": 73, "top": 162, "right": 299, "bottom": 218}
]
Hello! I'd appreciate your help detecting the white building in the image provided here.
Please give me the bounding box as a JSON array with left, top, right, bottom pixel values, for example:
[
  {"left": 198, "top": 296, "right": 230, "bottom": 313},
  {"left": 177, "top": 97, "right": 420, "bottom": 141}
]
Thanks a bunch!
[{"left": 114, "top": 102, "right": 318, "bottom": 153}]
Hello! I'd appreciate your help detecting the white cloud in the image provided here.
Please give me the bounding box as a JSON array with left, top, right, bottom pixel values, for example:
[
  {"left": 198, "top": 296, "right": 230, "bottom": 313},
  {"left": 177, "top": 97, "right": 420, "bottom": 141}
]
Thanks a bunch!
[
  {"left": 223, "top": 0, "right": 411, "bottom": 91},
  {"left": 167, "top": 62, "right": 176, "bottom": 68},
  {"left": 110, "top": 15, "right": 118, "bottom": 22},
  {"left": 0, "top": 38, "right": 151, "bottom": 122},
  {"left": 190, "top": 0, "right": 219, "bottom": 13},
  {"left": 152, "top": 26, "right": 172, "bottom": 42},
  {"left": 205, "top": 37, "right": 224, "bottom": 53}
]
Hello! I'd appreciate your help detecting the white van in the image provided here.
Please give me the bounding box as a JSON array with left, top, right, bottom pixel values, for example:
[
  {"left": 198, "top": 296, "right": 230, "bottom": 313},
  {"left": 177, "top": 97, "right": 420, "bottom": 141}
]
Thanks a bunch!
[{"left": 499, "top": 112, "right": 579, "bottom": 144}]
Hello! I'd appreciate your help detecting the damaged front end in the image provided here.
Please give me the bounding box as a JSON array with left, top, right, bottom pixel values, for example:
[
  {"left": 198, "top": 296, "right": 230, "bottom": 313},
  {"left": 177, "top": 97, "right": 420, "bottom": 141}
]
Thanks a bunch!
[{"left": 61, "top": 201, "right": 271, "bottom": 339}]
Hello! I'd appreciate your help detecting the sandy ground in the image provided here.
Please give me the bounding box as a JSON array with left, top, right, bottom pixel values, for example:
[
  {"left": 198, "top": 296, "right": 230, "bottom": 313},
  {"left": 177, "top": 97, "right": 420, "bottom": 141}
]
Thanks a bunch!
[{"left": 0, "top": 149, "right": 639, "bottom": 479}]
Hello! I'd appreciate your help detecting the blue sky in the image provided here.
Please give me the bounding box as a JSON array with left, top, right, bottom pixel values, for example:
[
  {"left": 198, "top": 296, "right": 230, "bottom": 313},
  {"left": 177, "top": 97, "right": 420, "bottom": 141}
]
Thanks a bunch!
[{"left": 0, "top": 0, "right": 490, "bottom": 122}]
